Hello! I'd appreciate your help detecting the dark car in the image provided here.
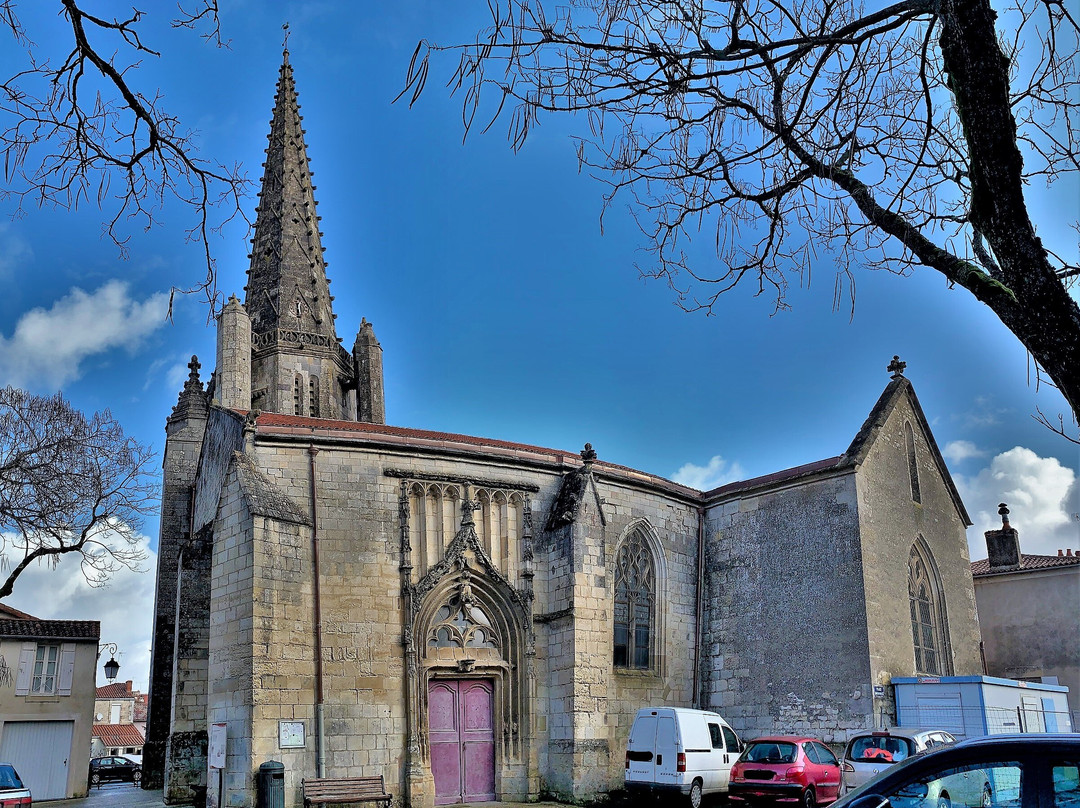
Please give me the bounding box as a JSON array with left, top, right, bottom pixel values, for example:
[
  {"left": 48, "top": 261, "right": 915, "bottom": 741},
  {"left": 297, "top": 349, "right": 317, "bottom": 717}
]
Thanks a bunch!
[
  {"left": 88, "top": 755, "right": 142, "bottom": 787},
  {"left": 0, "top": 762, "right": 31, "bottom": 806},
  {"left": 831, "top": 734, "right": 1079, "bottom": 808},
  {"left": 729, "top": 736, "right": 843, "bottom": 808}
]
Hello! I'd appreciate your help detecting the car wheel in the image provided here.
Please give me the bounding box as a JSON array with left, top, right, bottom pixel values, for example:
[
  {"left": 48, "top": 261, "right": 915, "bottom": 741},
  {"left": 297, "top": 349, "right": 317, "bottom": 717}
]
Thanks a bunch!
[
  {"left": 938, "top": 796, "right": 952, "bottom": 808},
  {"left": 90, "top": 772, "right": 101, "bottom": 786},
  {"left": 981, "top": 786, "right": 992, "bottom": 808},
  {"left": 802, "top": 788, "right": 815, "bottom": 808},
  {"left": 687, "top": 779, "right": 703, "bottom": 808},
  {"left": 133, "top": 769, "right": 142, "bottom": 786}
]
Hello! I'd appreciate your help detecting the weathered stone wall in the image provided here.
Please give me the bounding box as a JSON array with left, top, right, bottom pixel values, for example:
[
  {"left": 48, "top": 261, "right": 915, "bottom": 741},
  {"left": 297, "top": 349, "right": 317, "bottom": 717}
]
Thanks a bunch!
[
  {"left": 199, "top": 438, "right": 701, "bottom": 807},
  {"left": 600, "top": 478, "right": 699, "bottom": 794},
  {"left": 251, "top": 351, "right": 351, "bottom": 421},
  {"left": 207, "top": 461, "right": 257, "bottom": 808},
  {"left": 702, "top": 472, "right": 873, "bottom": 744},
  {"left": 145, "top": 386, "right": 208, "bottom": 790},
  {"left": 855, "top": 393, "right": 982, "bottom": 712},
  {"left": 975, "top": 566, "right": 1080, "bottom": 717},
  {"left": 193, "top": 409, "right": 246, "bottom": 534},
  {"left": 164, "top": 535, "right": 213, "bottom": 804}
]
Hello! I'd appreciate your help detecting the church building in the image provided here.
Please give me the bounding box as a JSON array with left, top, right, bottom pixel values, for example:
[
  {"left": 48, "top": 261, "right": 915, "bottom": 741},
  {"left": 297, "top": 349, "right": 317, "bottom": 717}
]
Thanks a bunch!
[{"left": 143, "top": 51, "right": 983, "bottom": 808}]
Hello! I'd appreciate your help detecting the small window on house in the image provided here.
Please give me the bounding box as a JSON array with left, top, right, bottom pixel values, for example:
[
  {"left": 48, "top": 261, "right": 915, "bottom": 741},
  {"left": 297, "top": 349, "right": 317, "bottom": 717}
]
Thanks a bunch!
[
  {"left": 32, "top": 643, "right": 60, "bottom": 695},
  {"left": 905, "top": 421, "right": 921, "bottom": 503},
  {"left": 614, "top": 527, "right": 655, "bottom": 670},
  {"left": 293, "top": 374, "right": 303, "bottom": 416}
]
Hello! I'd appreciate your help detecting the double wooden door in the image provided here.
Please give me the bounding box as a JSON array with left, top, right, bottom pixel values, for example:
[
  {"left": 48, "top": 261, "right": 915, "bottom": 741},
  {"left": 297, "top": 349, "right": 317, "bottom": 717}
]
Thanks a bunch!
[{"left": 429, "top": 678, "right": 496, "bottom": 805}]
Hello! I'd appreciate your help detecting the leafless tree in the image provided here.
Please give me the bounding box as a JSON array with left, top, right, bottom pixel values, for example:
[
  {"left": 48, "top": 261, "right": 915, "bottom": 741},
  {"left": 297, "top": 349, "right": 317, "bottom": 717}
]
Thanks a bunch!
[
  {"left": 0, "top": 387, "right": 157, "bottom": 600},
  {"left": 404, "top": 0, "right": 1080, "bottom": 433},
  {"left": 0, "top": 1, "right": 247, "bottom": 311}
]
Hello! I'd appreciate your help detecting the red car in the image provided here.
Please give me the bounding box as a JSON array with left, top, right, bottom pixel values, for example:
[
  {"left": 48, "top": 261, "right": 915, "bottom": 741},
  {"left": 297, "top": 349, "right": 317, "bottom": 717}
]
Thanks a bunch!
[{"left": 729, "top": 736, "right": 842, "bottom": 808}]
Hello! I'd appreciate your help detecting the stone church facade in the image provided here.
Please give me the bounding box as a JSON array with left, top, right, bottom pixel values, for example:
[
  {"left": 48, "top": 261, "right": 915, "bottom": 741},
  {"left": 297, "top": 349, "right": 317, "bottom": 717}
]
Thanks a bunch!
[{"left": 143, "top": 52, "right": 983, "bottom": 808}]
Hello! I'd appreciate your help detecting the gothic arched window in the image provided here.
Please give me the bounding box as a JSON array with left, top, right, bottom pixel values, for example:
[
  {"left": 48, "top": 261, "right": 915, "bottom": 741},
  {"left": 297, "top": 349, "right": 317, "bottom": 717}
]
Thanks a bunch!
[
  {"left": 614, "top": 528, "right": 655, "bottom": 670},
  {"left": 293, "top": 374, "right": 303, "bottom": 416},
  {"left": 308, "top": 376, "right": 320, "bottom": 418},
  {"left": 909, "top": 541, "right": 951, "bottom": 676},
  {"left": 905, "top": 421, "right": 921, "bottom": 504}
]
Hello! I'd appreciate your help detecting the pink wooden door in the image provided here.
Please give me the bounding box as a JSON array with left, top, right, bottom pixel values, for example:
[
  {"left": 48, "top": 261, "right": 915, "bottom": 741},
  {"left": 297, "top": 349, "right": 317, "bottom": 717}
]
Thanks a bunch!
[{"left": 429, "top": 679, "right": 496, "bottom": 805}]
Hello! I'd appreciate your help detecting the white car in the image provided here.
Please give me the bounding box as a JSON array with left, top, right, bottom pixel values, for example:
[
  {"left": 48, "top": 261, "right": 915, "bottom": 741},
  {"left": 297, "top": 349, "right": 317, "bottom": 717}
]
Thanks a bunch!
[
  {"left": 842, "top": 729, "right": 957, "bottom": 793},
  {"left": 625, "top": 707, "right": 744, "bottom": 807}
]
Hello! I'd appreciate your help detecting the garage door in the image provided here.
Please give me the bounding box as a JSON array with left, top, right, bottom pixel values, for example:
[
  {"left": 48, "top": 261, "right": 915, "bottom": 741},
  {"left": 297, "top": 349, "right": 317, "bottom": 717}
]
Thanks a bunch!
[{"left": 0, "top": 720, "right": 74, "bottom": 800}]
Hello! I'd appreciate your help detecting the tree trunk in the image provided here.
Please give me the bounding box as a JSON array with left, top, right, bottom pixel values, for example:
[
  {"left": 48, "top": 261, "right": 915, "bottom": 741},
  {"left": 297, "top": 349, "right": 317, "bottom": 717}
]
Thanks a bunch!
[{"left": 939, "top": 0, "right": 1080, "bottom": 421}]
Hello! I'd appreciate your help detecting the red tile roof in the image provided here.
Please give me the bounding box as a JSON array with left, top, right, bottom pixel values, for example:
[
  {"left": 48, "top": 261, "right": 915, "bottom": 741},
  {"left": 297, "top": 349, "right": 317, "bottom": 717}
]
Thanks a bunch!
[
  {"left": 96, "top": 680, "right": 135, "bottom": 699},
  {"left": 0, "top": 619, "right": 99, "bottom": 640},
  {"left": 92, "top": 724, "right": 145, "bottom": 747},
  {"left": 971, "top": 553, "right": 1080, "bottom": 576},
  {"left": 0, "top": 603, "right": 38, "bottom": 620},
  {"left": 255, "top": 412, "right": 581, "bottom": 462}
]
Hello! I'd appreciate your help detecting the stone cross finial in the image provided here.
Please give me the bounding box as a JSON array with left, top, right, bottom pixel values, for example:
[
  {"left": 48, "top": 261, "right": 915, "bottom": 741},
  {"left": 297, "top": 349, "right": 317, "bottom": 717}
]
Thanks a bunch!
[
  {"left": 888, "top": 355, "right": 907, "bottom": 378},
  {"left": 581, "top": 443, "right": 597, "bottom": 463},
  {"left": 182, "top": 355, "right": 204, "bottom": 393},
  {"left": 460, "top": 488, "right": 483, "bottom": 527},
  {"left": 282, "top": 22, "right": 290, "bottom": 52},
  {"left": 999, "top": 502, "right": 1010, "bottom": 527}
]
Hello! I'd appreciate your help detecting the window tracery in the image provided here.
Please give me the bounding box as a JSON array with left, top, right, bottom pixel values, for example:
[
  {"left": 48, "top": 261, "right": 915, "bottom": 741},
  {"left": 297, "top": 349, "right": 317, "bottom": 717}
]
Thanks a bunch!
[
  {"left": 427, "top": 569, "right": 500, "bottom": 650},
  {"left": 614, "top": 527, "right": 655, "bottom": 669},
  {"left": 909, "top": 542, "right": 949, "bottom": 675}
]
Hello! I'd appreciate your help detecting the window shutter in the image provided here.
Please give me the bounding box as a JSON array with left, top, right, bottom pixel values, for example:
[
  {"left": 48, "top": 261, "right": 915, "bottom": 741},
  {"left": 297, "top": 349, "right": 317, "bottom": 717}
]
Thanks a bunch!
[
  {"left": 14, "top": 642, "right": 35, "bottom": 695},
  {"left": 57, "top": 642, "right": 76, "bottom": 695}
]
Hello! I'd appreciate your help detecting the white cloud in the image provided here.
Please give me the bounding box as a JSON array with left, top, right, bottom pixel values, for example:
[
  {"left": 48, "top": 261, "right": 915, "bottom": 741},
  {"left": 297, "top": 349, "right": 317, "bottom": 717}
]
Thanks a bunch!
[
  {"left": 672, "top": 455, "right": 746, "bottom": 490},
  {"left": 943, "top": 440, "right": 988, "bottom": 465},
  {"left": 0, "top": 224, "right": 32, "bottom": 280},
  {"left": 0, "top": 280, "right": 169, "bottom": 390},
  {"left": 956, "top": 446, "right": 1080, "bottom": 560},
  {"left": 1, "top": 534, "right": 157, "bottom": 693}
]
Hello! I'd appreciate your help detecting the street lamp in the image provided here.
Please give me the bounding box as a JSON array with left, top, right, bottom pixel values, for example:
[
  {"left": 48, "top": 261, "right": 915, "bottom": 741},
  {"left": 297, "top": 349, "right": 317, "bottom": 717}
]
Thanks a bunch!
[{"left": 98, "top": 642, "right": 121, "bottom": 683}]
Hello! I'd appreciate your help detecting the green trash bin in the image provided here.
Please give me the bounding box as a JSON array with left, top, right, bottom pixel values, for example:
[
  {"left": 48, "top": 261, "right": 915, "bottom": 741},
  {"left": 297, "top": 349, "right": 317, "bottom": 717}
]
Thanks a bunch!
[{"left": 257, "top": 761, "right": 285, "bottom": 808}]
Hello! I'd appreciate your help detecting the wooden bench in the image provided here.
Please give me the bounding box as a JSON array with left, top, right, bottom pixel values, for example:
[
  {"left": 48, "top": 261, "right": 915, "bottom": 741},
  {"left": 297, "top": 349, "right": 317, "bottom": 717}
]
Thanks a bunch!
[{"left": 301, "top": 775, "right": 392, "bottom": 807}]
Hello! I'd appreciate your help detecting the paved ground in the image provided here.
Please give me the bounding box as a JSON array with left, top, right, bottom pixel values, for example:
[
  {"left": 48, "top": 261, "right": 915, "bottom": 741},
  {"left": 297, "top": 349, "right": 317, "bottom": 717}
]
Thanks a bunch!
[{"left": 37, "top": 783, "right": 586, "bottom": 808}]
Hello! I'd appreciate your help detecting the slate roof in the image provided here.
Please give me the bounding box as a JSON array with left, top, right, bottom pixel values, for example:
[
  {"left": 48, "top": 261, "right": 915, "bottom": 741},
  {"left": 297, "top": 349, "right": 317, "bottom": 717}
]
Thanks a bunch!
[
  {"left": 232, "top": 451, "right": 311, "bottom": 525},
  {"left": 971, "top": 553, "right": 1080, "bottom": 576},
  {"left": 0, "top": 618, "right": 99, "bottom": 640},
  {"left": 92, "top": 724, "right": 145, "bottom": 748}
]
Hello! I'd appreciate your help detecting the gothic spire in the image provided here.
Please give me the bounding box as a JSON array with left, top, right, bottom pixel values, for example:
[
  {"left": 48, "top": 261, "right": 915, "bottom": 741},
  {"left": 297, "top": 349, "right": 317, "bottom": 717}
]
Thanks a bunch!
[{"left": 244, "top": 49, "right": 338, "bottom": 344}]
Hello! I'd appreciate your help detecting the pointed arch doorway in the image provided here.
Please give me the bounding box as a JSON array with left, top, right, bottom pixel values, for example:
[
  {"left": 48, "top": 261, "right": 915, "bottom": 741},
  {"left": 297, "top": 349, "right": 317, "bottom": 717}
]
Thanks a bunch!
[{"left": 429, "top": 678, "right": 496, "bottom": 805}]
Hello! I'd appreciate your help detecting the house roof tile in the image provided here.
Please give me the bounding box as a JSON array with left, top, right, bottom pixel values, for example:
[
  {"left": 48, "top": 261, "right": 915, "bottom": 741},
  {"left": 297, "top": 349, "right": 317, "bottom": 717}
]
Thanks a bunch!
[
  {"left": 0, "top": 619, "right": 99, "bottom": 640},
  {"left": 92, "top": 724, "right": 145, "bottom": 747},
  {"left": 96, "top": 680, "right": 135, "bottom": 699},
  {"left": 971, "top": 553, "right": 1080, "bottom": 576}
]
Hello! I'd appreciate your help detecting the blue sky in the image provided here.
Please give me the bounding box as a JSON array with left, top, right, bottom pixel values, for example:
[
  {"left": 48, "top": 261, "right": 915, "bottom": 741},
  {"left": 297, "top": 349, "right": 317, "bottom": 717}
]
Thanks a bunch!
[{"left": 1, "top": 1, "right": 1077, "bottom": 691}]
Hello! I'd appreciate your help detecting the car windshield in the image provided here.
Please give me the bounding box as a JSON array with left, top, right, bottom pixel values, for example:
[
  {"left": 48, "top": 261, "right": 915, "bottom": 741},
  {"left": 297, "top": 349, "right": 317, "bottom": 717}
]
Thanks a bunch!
[
  {"left": 847, "top": 735, "right": 915, "bottom": 763},
  {"left": 742, "top": 742, "right": 798, "bottom": 764},
  {"left": 0, "top": 765, "right": 23, "bottom": 789}
]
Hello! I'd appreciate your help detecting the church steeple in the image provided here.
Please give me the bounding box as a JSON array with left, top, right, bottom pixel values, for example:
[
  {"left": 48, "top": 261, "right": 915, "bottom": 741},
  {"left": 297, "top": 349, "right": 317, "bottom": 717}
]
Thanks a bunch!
[
  {"left": 214, "top": 48, "right": 385, "bottom": 423},
  {"left": 244, "top": 48, "right": 336, "bottom": 342}
]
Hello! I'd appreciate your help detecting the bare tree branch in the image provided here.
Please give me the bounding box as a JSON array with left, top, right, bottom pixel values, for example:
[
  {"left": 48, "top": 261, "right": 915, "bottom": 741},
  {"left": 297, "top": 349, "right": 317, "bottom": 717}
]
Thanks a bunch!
[
  {"left": 0, "top": 387, "right": 157, "bottom": 601},
  {"left": 410, "top": 0, "right": 1080, "bottom": 435},
  {"left": 0, "top": 1, "right": 249, "bottom": 314}
]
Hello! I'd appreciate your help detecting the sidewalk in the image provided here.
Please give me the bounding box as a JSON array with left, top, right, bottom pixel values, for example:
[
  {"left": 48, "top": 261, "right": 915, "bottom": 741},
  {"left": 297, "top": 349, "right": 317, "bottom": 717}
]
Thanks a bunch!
[{"left": 38, "top": 783, "right": 578, "bottom": 808}]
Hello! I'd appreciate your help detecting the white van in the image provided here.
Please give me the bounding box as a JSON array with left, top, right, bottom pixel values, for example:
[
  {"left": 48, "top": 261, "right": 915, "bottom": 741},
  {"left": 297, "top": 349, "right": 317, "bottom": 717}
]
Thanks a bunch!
[{"left": 625, "top": 707, "right": 744, "bottom": 807}]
